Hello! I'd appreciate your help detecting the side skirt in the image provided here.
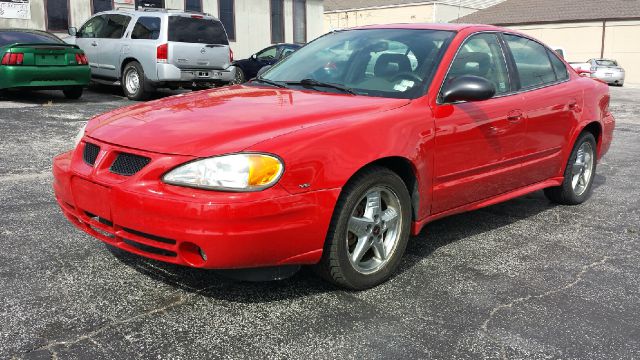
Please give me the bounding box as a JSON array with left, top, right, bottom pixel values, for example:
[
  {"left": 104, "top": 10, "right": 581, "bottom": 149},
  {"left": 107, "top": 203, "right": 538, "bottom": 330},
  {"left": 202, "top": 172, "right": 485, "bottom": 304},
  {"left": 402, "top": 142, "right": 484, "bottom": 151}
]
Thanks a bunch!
[{"left": 411, "top": 177, "right": 564, "bottom": 235}]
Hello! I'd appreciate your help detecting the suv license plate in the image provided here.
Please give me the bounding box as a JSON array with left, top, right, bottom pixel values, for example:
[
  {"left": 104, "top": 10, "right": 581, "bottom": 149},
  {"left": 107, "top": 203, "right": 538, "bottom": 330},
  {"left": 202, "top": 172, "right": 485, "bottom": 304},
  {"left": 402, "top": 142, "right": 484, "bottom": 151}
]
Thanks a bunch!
[{"left": 197, "top": 71, "right": 210, "bottom": 78}]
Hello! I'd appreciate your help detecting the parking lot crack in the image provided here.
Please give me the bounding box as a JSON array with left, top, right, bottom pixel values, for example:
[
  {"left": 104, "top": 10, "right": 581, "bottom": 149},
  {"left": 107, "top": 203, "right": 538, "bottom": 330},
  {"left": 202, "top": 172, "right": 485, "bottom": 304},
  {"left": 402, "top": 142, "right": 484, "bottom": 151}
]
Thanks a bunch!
[
  {"left": 480, "top": 256, "right": 614, "bottom": 359},
  {"left": 17, "top": 285, "right": 216, "bottom": 358}
]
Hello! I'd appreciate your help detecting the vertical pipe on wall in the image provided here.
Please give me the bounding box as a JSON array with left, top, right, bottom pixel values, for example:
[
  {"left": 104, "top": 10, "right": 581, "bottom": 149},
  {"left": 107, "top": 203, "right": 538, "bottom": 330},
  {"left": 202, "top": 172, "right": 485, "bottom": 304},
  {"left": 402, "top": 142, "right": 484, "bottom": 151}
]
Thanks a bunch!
[{"left": 600, "top": 20, "right": 606, "bottom": 58}]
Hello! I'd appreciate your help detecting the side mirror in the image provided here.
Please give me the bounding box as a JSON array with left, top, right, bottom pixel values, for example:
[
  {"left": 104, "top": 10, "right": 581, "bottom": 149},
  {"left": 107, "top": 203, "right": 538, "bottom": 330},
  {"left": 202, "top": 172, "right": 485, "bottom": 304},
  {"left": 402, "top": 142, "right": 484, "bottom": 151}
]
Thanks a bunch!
[
  {"left": 576, "top": 68, "right": 592, "bottom": 76},
  {"left": 441, "top": 75, "right": 496, "bottom": 103},
  {"left": 68, "top": 27, "right": 77, "bottom": 36},
  {"left": 256, "top": 65, "right": 272, "bottom": 77}
]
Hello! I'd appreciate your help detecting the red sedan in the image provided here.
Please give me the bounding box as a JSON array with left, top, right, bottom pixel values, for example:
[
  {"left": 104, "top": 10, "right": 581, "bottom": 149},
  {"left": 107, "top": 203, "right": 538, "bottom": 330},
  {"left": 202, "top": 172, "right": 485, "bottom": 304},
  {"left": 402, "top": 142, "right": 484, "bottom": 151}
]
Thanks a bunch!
[{"left": 53, "top": 24, "right": 615, "bottom": 289}]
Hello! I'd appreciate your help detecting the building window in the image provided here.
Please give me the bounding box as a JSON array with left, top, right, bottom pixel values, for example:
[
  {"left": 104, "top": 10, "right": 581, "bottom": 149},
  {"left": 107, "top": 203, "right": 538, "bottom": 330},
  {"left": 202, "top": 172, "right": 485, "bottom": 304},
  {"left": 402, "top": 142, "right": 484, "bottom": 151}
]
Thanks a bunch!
[
  {"left": 92, "top": 0, "right": 112, "bottom": 14},
  {"left": 270, "top": 0, "right": 284, "bottom": 44},
  {"left": 185, "top": 0, "right": 202, "bottom": 12},
  {"left": 45, "top": 0, "right": 69, "bottom": 31},
  {"left": 219, "top": 0, "right": 235, "bottom": 41},
  {"left": 293, "top": 0, "right": 306, "bottom": 44}
]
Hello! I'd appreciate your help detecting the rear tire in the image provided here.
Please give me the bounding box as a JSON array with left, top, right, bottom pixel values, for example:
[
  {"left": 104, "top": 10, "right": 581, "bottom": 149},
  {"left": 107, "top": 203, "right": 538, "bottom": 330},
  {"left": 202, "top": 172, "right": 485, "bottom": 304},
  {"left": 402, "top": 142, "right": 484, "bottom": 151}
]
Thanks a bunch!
[
  {"left": 544, "top": 132, "right": 597, "bottom": 205},
  {"left": 313, "top": 166, "right": 412, "bottom": 290},
  {"left": 121, "top": 61, "right": 149, "bottom": 101},
  {"left": 63, "top": 86, "right": 83, "bottom": 99}
]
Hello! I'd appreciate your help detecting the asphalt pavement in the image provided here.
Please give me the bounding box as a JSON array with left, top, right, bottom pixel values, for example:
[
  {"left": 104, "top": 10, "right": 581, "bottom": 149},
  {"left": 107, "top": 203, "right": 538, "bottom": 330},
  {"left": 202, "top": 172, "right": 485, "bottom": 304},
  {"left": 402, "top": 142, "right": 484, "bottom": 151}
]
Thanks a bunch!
[{"left": 0, "top": 85, "right": 638, "bottom": 359}]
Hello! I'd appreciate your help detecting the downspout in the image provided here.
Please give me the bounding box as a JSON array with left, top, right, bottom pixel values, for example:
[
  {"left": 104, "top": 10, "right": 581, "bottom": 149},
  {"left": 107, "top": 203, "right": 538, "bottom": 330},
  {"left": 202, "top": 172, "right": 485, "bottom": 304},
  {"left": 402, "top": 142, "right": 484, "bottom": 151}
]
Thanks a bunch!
[
  {"left": 433, "top": 2, "right": 437, "bottom": 23},
  {"left": 600, "top": 20, "right": 606, "bottom": 58}
]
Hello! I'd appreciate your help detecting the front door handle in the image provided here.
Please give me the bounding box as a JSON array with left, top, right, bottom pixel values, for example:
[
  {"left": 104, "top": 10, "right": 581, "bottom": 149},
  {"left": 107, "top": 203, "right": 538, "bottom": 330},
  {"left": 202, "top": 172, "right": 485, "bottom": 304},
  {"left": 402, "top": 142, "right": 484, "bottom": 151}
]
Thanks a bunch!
[
  {"left": 91, "top": 41, "right": 98, "bottom": 47},
  {"left": 568, "top": 99, "right": 578, "bottom": 110},
  {"left": 507, "top": 110, "right": 524, "bottom": 123}
]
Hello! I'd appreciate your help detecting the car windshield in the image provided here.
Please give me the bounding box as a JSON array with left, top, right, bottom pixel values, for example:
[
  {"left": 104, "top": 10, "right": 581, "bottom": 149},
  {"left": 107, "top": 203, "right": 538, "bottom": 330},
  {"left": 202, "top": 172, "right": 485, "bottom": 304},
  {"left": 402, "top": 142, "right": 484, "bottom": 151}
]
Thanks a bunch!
[
  {"left": 168, "top": 17, "right": 229, "bottom": 45},
  {"left": 596, "top": 60, "right": 617, "bottom": 66},
  {"left": 259, "top": 29, "right": 455, "bottom": 99},
  {"left": 0, "top": 31, "right": 63, "bottom": 47}
]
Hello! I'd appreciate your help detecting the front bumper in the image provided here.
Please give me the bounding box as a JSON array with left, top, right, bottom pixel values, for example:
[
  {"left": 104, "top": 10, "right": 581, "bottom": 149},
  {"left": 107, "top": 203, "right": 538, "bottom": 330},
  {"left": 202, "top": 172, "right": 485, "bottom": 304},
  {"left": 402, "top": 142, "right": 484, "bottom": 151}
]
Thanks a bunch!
[
  {"left": 0, "top": 65, "right": 90, "bottom": 89},
  {"left": 52, "top": 138, "right": 339, "bottom": 269}
]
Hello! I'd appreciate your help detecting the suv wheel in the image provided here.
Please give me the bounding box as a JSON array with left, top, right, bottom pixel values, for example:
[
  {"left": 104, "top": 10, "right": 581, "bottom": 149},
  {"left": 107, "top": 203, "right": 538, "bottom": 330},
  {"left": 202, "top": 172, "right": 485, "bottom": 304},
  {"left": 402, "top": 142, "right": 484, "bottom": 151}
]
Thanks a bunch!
[
  {"left": 313, "top": 166, "right": 412, "bottom": 290},
  {"left": 122, "top": 61, "right": 149, "bottom": 100}
]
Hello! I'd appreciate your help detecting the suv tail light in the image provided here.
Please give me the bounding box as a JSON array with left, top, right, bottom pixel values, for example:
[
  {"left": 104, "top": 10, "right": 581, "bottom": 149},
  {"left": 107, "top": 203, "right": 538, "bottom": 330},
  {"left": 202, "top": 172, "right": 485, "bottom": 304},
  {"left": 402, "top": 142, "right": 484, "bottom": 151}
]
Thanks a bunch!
[
  {"left": 1, "top": 52, "right": 24, "bottom": 65},
  {"left": 229, "top": 48, "right": 234, "bottom": 63},
  {"left": 75, "top": 53, "right": 88, "bottom": 65},
  {"left": 157, "top": 43, "right": 168, "bottom": 63}
]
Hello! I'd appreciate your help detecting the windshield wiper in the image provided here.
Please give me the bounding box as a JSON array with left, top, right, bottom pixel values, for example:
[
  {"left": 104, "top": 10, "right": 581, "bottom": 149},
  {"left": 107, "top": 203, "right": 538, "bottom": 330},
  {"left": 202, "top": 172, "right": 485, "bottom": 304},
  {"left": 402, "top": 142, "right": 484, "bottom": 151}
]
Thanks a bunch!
[
  {"left": 251, "top": 77, "right": 286, "bottom": 88},
  {"left": 286, "top": 78, "right": 356, "bottom": 95}
]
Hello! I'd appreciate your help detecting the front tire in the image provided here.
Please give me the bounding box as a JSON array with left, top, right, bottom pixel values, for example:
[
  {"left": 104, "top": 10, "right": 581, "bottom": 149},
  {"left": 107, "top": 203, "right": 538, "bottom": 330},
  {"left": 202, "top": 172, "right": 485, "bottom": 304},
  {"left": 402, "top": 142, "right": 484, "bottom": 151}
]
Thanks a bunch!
[
  {"left": 544, "top": 132, "right": 597, "bottom": 205},
  {"left": 314, "top": 166, "right": 412, "bottom": 290},
  {"left": 232, "top": 67, "right": 245, "bottom": 84},
  {"left": 121, "top": 61, "right": 149, "bottom": 101},
  {"left": 63, "top": 86, "right": 83, "bottom": 99}
]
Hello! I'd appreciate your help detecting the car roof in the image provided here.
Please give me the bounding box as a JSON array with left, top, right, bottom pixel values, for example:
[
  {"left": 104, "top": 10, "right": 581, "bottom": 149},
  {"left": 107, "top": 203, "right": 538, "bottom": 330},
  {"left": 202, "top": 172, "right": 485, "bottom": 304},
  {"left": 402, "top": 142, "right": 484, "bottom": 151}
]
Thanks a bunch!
[
  {"left": 350, "top": 23, "right": 504, "bottom": 32},
  {"left": 95, "top": 9, "right": 220, "bottom": 20}
]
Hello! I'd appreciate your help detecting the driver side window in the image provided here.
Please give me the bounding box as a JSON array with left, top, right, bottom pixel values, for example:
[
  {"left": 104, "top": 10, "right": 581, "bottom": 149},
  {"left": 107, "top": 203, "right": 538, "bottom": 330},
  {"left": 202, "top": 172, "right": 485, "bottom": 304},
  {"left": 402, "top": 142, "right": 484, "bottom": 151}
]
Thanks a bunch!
[
  {"left": 445, "top": 33, "right": 510, "bottom": 95},
  {"left": 78, "top": 15, "right": 106, "bottom": 38},
  {"left": 257, "top": 47, "right": 277, "bottom": 60}
]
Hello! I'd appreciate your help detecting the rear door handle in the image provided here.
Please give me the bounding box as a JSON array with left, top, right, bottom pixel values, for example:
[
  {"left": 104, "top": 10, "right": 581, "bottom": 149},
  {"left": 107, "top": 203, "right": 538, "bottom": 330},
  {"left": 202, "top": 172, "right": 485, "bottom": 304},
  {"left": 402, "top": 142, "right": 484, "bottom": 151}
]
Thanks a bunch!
[
  {"left": 507, "top": 110, "right": 524, "bottom": 123},
  {"left": 91, "top": 41, "right": 98, "bottom": 47}
]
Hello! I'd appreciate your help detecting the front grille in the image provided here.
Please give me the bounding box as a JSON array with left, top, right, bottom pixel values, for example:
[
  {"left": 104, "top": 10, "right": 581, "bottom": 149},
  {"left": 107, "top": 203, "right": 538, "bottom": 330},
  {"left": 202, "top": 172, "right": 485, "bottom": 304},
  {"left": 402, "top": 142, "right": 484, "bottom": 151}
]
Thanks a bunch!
[
  {"left": 110, "top": 153, "right": 151, "bottom": 176},
  {"left": 83, "top": 143, "right": 100, "bottom": 166}
]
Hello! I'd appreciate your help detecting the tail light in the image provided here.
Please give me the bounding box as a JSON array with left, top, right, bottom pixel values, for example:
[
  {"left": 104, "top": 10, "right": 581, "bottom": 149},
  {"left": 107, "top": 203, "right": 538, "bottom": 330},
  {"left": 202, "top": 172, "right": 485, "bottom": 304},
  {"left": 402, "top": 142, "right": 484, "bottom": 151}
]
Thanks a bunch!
[
  {"left": 1, "top": 52, "right": 24, "bottom": 65},
  {"left": 229, "top": 48, "right": 234, "bottom": 63},
  {"left": 75, "top": 53, "right": 88, "bottom": 65},
  {"left": 156, "top": 43, "right": 168, "bottom": 63}
]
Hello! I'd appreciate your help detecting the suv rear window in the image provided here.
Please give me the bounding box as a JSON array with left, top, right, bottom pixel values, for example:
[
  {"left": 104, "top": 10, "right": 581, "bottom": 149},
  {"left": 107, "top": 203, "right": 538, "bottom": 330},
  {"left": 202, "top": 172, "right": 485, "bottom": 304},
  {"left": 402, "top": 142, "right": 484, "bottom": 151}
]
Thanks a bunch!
[
  {"left": 168, "top": 17, "right": 228, "bottom": 45},
  {"left": 0, "top": 31, "right": 63, "bottom": 46}
]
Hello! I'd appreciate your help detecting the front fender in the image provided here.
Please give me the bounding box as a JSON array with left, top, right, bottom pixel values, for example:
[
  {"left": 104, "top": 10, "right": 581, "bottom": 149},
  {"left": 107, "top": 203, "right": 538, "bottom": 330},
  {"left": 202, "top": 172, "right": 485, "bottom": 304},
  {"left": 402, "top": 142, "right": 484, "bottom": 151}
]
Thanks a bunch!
[{"left": 246, "top": 100, "right": 435, "bottom": 219}]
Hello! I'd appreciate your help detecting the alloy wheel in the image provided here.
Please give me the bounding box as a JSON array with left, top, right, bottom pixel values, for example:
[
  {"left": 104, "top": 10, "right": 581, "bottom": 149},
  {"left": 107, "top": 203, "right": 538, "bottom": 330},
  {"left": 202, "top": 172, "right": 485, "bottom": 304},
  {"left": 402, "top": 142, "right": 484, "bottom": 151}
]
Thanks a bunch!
[
  {"left": 572, "top": 141, "right": 594, "bottom": 196},
  {"left": 346, "top": 186, "right": 402, "bottom": 274},
  {"left": 125, "top": 68, "right": 140, "bottom": 95}
]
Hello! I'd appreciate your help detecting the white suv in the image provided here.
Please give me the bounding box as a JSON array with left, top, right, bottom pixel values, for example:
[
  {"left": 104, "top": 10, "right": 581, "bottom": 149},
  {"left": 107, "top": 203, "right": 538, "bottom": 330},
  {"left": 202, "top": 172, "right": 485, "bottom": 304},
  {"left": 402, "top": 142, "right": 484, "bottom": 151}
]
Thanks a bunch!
[{"left": 67, "top": 9, "right": 235, "bottom": 100}]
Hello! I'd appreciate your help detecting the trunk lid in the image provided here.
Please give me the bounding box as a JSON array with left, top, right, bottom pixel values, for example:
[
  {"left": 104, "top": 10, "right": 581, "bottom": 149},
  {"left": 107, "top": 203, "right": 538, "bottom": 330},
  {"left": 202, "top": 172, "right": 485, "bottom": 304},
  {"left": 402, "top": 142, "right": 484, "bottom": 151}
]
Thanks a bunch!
[
  {"left": 5, "top": 43, "right": 78, "bottom": 66},
  {"left": 166, "top": 15, "right": 230, "bottom": 70}
]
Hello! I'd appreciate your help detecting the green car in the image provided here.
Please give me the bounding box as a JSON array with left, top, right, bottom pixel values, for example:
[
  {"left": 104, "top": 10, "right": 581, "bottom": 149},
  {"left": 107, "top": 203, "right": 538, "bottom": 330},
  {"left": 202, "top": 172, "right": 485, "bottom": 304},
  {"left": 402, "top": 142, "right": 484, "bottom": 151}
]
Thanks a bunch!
[{"left": 0, "top": 29, "right": 90, "bottom": 99}]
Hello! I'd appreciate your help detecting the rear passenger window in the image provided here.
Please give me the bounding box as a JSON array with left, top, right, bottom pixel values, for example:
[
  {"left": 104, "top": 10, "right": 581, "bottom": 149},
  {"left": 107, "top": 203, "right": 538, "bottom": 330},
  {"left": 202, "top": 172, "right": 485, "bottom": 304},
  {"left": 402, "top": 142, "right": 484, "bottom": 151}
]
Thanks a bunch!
[
  {"left": 445, "top": 33, "right": 510, "bottom": 95},
  {"left": 548, "top": 49, "right": 569, "bottom": 81},
  {"left": 504, "top": 34, "right": 556, "bottom": 89},
  {"left": 100, "top": 14, "right": 131, "bottom": 39},
  {"left": 131, "top": 17, "right": 161, "bottom": 40}
]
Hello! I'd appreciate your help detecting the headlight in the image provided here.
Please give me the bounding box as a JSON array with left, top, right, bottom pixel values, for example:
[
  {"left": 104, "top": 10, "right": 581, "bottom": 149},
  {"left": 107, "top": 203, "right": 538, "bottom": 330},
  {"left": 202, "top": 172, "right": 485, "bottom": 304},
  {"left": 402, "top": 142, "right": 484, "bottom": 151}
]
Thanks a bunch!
[
  {"left": 163, "top": 153, "right": 284, "bottom": 191},
  {"left": 73, "top": 122, "right": 87, "bottom": 148}
]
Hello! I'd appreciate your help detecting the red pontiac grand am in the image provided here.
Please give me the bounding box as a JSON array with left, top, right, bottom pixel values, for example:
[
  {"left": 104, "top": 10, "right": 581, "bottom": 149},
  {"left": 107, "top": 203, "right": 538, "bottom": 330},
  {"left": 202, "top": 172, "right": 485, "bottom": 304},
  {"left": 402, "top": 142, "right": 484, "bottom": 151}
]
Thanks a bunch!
[{"left": 53, "top": 24, "right": 615, "bottom": 289}]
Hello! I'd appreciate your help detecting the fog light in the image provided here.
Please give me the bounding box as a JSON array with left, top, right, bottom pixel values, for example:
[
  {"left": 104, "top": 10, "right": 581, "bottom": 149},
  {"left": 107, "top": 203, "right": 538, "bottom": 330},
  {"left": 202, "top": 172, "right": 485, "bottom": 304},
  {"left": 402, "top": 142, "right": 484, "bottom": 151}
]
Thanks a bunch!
[
  {"left": 199, "top": 247, "right": 207, "bottom": 261},
  {"left": 178, "top": 242, "right": 207, "bottom": 267}
]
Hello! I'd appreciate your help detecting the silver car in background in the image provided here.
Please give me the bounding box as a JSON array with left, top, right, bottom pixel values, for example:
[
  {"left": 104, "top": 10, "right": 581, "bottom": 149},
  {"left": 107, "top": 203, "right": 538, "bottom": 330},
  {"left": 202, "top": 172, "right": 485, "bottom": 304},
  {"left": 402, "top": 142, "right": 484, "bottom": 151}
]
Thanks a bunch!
[
  {"left": 67, "top": 9, "right": 235, "bottom": 100},
  {"left": 587, "top": 58, "right": 625, "bottom": 86}
]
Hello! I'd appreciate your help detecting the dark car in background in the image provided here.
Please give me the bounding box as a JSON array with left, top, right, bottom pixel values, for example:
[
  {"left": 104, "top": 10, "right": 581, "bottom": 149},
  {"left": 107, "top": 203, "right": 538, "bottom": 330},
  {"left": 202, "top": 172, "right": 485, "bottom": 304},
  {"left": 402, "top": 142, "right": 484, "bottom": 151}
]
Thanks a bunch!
[
  {"left": 231, "top": 43, "right": 301, "bottom": 83},
  {"left": 0, "top": 29, "right": 90, "bottom": 99}
]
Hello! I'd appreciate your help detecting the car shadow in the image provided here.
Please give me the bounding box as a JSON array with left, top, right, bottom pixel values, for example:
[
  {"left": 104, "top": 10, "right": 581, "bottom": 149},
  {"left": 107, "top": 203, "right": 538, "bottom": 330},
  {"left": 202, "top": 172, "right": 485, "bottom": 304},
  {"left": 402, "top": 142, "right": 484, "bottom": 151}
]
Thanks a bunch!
[{"left": 109, "top": 176, "right": 606, "bottom": 303}]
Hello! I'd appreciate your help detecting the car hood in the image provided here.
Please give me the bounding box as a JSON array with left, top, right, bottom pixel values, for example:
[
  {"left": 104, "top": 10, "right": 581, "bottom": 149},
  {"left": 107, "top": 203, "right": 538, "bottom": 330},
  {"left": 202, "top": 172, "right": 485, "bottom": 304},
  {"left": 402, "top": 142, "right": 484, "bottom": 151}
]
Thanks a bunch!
[{"left": 86, "top": 85, "right": 410, "bottom": 157}]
